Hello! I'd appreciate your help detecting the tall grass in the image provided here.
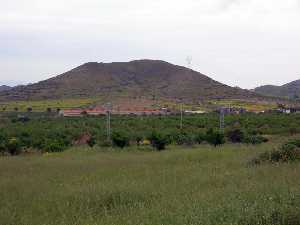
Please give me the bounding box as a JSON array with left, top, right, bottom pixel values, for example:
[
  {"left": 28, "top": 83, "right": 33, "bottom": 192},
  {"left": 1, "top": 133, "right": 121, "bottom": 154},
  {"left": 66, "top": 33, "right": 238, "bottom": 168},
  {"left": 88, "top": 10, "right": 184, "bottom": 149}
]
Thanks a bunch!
[{"left": 0, "top": 142, "right": 299, "bottom": 225}]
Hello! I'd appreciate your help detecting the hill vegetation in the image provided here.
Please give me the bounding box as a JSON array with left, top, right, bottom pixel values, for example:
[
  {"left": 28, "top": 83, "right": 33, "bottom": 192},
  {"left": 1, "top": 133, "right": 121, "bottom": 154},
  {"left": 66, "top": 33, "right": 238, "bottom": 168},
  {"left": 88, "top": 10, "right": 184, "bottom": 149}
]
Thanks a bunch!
[
  {"left": 0, "top": 60, "right": 261, "bottom": 103},
  {"left": 254, "top": 79, "right": 300, "bottom": 99}
]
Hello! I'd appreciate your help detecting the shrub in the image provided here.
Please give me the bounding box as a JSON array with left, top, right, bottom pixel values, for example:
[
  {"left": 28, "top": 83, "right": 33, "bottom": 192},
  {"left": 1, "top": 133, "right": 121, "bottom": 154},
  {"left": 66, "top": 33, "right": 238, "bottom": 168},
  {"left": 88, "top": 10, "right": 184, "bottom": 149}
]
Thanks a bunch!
[
  {"left": 206, "top": 129, "right": 225, "bottom": 147},
  {"left": 226, "top": 128, "right": 245, "bottom": 143},
  {"left": 286, "top": 139, "right": 300, "bottom": 147},
  {"left": 175, "top": 132, "right": 195, "bottom": 146},
  {"left": 135, "top": 135, "right": 143, "bottom": 146},
  {"left": 251, "top": 142, "right": 300, "bottom": 165},
  {"left": 99, "top": 139, "right": 113, "bottom": 147},
  {"left": 44, "top": 140, "right": 66, "bottom": 152},
  {"left": 112, "top": 132, "right": 130, "bottom": 148},
  {"left": 6, "top": 138, "right": 22, "bottom": 155},
  {"left": 87, "top": 136, "right": 96, "bottom": 148},
  {"left": 148, "top": 131, "right": 168, "bottom": 151},
  {"left": 243, "top": 135, "right": 268, "bottom": 145},
  {"left": 195, "top": 132, "right": 205, "bottom": 144}
]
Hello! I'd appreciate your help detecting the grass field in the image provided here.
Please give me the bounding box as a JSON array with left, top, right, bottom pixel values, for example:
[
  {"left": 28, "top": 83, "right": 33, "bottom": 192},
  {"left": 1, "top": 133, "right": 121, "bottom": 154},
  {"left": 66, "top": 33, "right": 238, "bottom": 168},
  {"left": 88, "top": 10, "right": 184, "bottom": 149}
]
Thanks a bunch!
[
  {"left": 0, "top": 98, "right": 103, "bottom": 112},
  {"left": 0, "top": 139, "right": 299, "bottom": 225}
]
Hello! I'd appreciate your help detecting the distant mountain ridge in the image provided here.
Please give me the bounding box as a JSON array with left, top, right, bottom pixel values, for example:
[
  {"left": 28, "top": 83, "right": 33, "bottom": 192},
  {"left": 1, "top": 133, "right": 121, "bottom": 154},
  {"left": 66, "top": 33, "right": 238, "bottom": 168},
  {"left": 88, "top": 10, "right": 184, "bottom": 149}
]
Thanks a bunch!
[
  {"left": 254, "top": 79, "right": 300, "bottom": 99},
  {"left": 0, "top": 85, "right": 12, "bottom": 92},
  {"left": 0, "top": 60, "right": 264, "bottom": 102}
]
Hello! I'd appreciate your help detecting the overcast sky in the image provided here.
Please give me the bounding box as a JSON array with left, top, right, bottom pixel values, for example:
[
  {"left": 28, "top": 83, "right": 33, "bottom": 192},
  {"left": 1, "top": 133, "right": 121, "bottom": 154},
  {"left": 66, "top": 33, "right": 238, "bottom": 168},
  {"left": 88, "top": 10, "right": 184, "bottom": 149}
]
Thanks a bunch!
[{"left": 1, "top": 0, "right": 300, "bottom": 88}]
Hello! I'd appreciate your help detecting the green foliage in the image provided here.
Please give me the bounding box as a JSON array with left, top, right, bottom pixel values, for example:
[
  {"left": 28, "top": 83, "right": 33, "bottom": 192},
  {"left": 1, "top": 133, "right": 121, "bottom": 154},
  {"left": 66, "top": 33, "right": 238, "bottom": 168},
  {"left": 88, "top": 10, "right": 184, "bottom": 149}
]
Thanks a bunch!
[
  {"left": 112, "top": 132, "right": 130, "bottom": 148},
  {"left": 243, "top": 135, "right": 268, "bottom": 145},
  {"left": 174, "top": 132, "right": 195, "bottom": 146},
  {"left": 195, "top": 132, "right": 205, "bottom": 144},
  {"left": 0, "top": 113, "right": 299, "bottom": 154},
  {"left": 251, "top": 140, "right": 300, "bottom": 165},
  {"left": 87, "top": 136, "right": 96, "bottom": 148},
  {"left": 206, "top": 128, "right": 225, "bottom": 147},
  {"left": 44, "top": 140, "right": 66, "bottom": 153},
  {"left": 0, "top": 143, "right": 299, "bottom": 225},
  {"left": 226, "top": 128, "right": 245, "bottom": 143},
  {"left": 148, "top": 131, "right": 168, "bottom": 151},
  {"left": 6, "top": 138, "right": 22, "bottom": 155}
]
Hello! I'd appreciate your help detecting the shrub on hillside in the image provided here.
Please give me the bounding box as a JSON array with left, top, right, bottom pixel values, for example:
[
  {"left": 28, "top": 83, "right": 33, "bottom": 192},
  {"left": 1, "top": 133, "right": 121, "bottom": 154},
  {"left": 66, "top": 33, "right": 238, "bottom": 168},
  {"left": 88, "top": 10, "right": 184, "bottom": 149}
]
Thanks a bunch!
[
  {"left": 112, "top": 132, "right": 130, "bottom": 148},
  {"left": 206, "top": 128, "right": 225, "bottom": 147},
  {"left": 148, "top": 131, "right": 168, "bottom": 151},
  {"left": 226, "top": 128, "right": 245, "bottom": 143}
]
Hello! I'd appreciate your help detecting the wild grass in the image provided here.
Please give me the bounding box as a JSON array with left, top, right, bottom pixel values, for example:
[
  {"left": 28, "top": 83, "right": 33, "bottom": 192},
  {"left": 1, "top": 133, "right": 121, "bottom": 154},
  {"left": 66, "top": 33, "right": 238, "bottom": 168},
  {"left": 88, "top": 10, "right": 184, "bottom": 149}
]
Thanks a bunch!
[
  {"left": 0, "top": 98, "right": 101, "bottom": 112},
  {"left": 0, "top": 142, "right": 299, "bottom": 225}
]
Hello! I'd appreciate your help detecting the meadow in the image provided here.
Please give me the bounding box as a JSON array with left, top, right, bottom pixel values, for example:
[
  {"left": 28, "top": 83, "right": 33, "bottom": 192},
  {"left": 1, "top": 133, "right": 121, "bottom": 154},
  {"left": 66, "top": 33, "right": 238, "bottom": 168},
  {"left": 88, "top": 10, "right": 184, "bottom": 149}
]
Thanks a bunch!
[{"left": 0, "top": 139, "right": 299, "bottom": 225}]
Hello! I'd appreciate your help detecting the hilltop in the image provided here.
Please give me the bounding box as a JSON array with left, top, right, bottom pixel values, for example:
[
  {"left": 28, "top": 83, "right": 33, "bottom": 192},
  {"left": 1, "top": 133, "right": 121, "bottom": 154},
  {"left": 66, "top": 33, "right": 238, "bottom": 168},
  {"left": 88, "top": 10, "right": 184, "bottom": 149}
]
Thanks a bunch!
[
  {"left": 254, "top": 79, "right": 300, "bottom": 99},
  {"left": 0, "top": 60, "right": 260, "bottom": 103}
]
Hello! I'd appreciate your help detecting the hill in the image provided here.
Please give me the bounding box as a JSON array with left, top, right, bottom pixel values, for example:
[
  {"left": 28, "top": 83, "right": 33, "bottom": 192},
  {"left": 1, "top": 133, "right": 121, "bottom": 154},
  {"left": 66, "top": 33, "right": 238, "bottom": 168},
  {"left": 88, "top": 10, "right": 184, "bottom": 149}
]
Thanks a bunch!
[
  {"left": 0, "top": 85, "right": 12, "bottom": 92},
  {"left": 0, "top": 60, "right": 262, "bottom": 103},
  {"left": 254, "top": 79, "right": 300, "bottom": 99}
]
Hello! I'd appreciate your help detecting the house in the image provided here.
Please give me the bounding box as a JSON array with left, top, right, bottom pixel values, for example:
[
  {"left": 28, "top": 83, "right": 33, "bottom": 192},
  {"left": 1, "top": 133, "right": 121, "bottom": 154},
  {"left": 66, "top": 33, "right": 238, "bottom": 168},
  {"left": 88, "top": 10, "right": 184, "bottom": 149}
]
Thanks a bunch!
[
  {"left": 59, "top": 107, "right": 168, "bottom": 117},
  {"left": 184, "top": 110, "right": 206, "bottom": 115}
]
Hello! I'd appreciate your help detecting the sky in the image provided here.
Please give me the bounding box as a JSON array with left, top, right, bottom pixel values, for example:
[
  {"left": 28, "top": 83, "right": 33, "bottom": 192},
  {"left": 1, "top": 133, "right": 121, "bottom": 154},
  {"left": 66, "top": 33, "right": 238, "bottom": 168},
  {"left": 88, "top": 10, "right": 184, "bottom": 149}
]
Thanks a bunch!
[{"left": 0, "top": 0, "right": 300, "bottom": 88}]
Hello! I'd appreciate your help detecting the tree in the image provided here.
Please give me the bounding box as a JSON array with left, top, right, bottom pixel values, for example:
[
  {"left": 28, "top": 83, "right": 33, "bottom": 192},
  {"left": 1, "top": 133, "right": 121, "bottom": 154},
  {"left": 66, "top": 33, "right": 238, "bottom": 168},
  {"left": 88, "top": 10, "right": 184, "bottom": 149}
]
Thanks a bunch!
[
  {"left": 87, "top": 136, "right": 96, "bottom": 148},
  {"left": 6, "top": 138, "right": 22, "bottom": 155},
  {"left": 206, "top": 128, "right": 225, "bottom": 147},
  {"left": 112, "top": 132, "right": 130, "bottom": 148},
  {"left": 148, "top": 131, "right": 168, "bottom": 151},
  {"left": 226, "top": 128, "right": 245, "bottom": 143}
]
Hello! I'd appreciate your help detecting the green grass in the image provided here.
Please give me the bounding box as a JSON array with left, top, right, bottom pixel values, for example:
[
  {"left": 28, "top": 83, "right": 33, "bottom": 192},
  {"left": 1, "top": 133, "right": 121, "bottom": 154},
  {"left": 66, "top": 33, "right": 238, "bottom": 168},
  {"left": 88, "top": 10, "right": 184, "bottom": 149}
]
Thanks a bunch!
[
  {"left": 209, "top": 99, "right": 277, "bottom": 112},
  {"left": 0, "top": 98, "right": 102, "bottom": 112},
  {"left": 0, "top": 140, "right": 299, "bottom": 225}
]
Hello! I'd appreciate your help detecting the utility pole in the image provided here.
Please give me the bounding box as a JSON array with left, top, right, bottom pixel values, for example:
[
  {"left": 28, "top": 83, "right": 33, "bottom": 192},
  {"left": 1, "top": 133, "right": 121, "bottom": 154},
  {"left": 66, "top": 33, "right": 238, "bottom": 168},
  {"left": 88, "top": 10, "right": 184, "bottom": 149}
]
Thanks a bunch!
[
  {"left": 219, "top": 107, "right": 225, "bottom": 132},
  {"left": 106, "top": 102, "right": 112, "bottom": 142},
  {"left": 180, "top": 102, "right": 183, "bottom": 130}
]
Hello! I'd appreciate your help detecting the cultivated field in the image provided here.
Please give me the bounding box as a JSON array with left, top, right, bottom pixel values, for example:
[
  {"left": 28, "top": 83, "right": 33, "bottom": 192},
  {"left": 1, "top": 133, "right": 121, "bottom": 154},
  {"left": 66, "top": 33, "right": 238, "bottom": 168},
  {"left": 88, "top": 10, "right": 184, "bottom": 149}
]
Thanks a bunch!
[{"left": 0, "top": 139, "right": 299, "bottom": 225}]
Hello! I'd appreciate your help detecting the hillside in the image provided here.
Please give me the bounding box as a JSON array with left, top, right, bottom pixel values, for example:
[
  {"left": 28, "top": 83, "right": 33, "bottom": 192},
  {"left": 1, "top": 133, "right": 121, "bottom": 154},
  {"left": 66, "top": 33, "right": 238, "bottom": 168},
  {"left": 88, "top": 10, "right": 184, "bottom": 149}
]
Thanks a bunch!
[
  {"left": 254, "top": 79, "right": 300, "bottom": 99},
  {"left": 0, "top": 85, "right": 12, "bottom": 92},
  {"left": 0, "top": 60, "right": 260, "bottom": 102}
]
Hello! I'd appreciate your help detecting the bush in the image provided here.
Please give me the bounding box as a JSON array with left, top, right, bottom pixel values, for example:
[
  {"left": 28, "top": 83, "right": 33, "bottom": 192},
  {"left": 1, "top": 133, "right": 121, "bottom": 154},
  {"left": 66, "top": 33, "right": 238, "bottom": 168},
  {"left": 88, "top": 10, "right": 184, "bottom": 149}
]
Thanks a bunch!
[
  {"left": 251, "top": 142, "right": 300, "bottom": 165},
  {"left": 226, "top": 128, "right": 245, "bottom": 143},
  {"left": 175, "top": 132, "right": 195, "bottom": 146},
  {"left": 243, "top": 135, "right": 268, "bottom": 145},
  {"left": 99, "top": 139, "right": 113, "bottom": 147},
  {"left": 6, "top": 138, "right": 22, "bottom": 155},
  {"left": 135, "top": 135, "right": 143, "bottom": 146},
  {"left": 0, "top": 133, "right": 8, "bottom": 153},
  {"left": 195, "top": 132, "right": 205, "bottom": 144},
  {"left": 44, "top": 140, "right": 66, "bottom": 152},
  {"left": 286, "top": 139, "right": 300, "bottom": 147},
  {"left": 206, "top": 129, "right": 225, "bottom": 147},
  {"left": 112, "top": 132, "right": 130, "bottom": 148},
  {"left": 148, "top": 131, "right": 168, "bottom": 151},
  {"left": 87, "top": 136, "right": 96, "bottom": 148}
]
